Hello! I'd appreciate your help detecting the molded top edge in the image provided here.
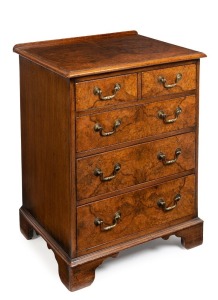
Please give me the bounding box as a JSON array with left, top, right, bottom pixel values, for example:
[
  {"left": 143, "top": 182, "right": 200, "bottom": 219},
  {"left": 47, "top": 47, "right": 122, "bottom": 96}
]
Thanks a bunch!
[{"left": 13, "top": 31, "right": 206, "bottom": 78}]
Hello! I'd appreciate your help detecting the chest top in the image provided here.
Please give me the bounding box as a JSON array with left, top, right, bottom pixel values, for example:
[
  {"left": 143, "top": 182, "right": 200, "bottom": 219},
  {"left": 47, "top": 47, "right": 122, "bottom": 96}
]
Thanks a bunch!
[{"left": 13, "top": 30, "right": 205, "bottom": 78}]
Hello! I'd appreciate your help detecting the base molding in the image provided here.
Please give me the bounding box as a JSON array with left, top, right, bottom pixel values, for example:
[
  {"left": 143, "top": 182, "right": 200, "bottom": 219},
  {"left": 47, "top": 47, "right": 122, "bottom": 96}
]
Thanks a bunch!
[{"left": 20, "top": 207, "right": 203, "bottom": 291}]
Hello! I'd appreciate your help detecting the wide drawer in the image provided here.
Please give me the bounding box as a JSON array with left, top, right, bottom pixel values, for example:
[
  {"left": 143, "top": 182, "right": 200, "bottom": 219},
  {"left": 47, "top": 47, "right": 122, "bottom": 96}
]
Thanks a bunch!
[
  {"left": 142, "top": 64, "right": 196, "bottom": 99},
  {"left": 77, "top": 175, "right": 196, "bottom": 253},
  {"left": 77, "top": 132, "right": 195, "bottom": 201},
  {"left": 76, "top": 95, "right": 196, "bottom": 152},
  {"left": 75, "top": 73, "right": 137, "bottom": 111}
]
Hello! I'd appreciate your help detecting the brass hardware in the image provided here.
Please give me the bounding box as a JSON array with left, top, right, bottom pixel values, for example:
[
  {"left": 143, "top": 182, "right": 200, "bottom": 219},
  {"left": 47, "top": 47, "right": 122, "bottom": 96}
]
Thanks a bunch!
[
  {"left": 93, "top": 83, "right": 121, "bottom": 100},
  {"left": 158, "top": 148, "right": 181, "bottom": 165},
  {"left": 94, "top": 119, "right": 121, "bottom": 137},
  {"left": 158, "top": 107, "right": 182, "bottom": 124},
  {"left": 158, "top": 73, "right": 182, "bottom": 89},
  {"left": 94, "top": 211, "right": 121, "bottom": 231},
  {"left": 94, "top": 163, "right": 121, "bottom": 182},
  {"left": 157, "top": 194, "right": 181, "bottom": 211}
]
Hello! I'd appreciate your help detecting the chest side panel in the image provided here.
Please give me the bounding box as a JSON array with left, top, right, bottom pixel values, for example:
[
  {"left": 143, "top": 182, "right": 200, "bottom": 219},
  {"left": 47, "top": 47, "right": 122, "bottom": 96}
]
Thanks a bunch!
[{"left": 20, "top": 57, "right": 75, "bottom": 255}]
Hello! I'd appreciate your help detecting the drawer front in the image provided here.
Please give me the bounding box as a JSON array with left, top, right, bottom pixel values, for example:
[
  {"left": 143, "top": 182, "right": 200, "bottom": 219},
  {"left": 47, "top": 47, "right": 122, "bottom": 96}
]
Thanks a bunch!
[
  {"left": 76, "top": 95, "right": 196, "bottom": 152},
  {"left": 142, "top": 64, "right": 196, "bottom": 99},
  {"left": 77, "top": 132, "right": 195, "bottom": 201},
  {"left": 77, "top": 175, "right": 196, "bottom": 253},
  {"left": 76, "top": 73, "right": 137, "bottom": 111}
]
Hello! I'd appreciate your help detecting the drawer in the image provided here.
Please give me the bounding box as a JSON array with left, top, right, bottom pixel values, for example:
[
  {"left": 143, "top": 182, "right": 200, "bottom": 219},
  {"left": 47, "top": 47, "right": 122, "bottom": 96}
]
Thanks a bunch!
[
  {"left": 77, "top": 175, "right": 196, "bottom": 253},
  {"left": 75, "top": 73, "right": 137, "bottom": 111},
  {"left": 77, "top": 132, "right": 195, "bottom": 201},
  {"left": 76, "top": 95, "right": 196, "bottom": 152},
  {"left": 142, "top": 64, "right": 196, "bottom": 98}
]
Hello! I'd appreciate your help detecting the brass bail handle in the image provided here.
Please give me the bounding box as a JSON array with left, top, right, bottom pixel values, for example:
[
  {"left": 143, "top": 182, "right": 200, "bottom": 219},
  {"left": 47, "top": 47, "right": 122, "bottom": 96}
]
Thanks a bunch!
[
  {"left": 93, "top": 83, "right": 121, "bottom": 100},
  {"left": 157, "top": 194, "right": 181, "bottom": 211},
  {"left": 158, "top": 148, "right": 181, "bottom": 165},
  {"left": 94, "top": 211, "right": 121, "bottom": 231},
  {"left": 94, "top": 119, "right": 121, "bottom": 137},
  {"left": 158, "top": 73, "right": 182, "bottom": 89},
  {"left": 158, "top": 107, "right": 182, "bottom": 124},
  {"left": 94, "top": 163, "right": 121, "bottom": 182}
]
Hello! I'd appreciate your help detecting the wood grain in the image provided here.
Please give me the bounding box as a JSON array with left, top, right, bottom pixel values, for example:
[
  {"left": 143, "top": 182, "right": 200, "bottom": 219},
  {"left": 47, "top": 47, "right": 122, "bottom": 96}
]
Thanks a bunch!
[
  {"left": 15, "top": 31, "right": 205, "bottom": 292},
  {"left": 13, "top": 32, "right": 206, "bottom": 78},
  {"left": 54, "top": 252, "right": 107, "bottom": 291},
  {"left": 142, "top": 64, "right": 196, "bottom": 98},
  {"left": 76, "top": 95, "right": 196, "bottom": 152},
  {"left": 19, "top": 57, "right": 75, "bottom": 256},
  {"left": 20, "top": 206, "right": 202, "bottom": 291},
  {"left": 77, "top": 132, "right": 195, "bottom": 201},
  {"left": 20, "top": 209, "right": 34, "bottom": 239},
  {"left": 77, "top": 175, "right": 196, "bottom": 252},
  {"left": 75, "top": 73, "right": 137, "bottom": 111},
  {"left": 176, "top": 221, "right": 203, "bottom": 249},
  {"left": 74, "top": 60, "right": 199, "bottom": 84}
]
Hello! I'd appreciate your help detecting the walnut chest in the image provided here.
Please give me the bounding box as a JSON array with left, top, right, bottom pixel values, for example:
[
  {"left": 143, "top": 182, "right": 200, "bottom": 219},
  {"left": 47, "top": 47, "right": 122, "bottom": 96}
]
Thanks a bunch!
[{"left": 14, "top": 31, "right": 206, "bottom": 291}]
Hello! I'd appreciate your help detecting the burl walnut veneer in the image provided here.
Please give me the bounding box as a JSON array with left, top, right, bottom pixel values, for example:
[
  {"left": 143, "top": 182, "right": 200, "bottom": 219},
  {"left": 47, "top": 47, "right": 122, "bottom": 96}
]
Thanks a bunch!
[{"left": 14, "top": 31, "right": 206, "bottom": 291}]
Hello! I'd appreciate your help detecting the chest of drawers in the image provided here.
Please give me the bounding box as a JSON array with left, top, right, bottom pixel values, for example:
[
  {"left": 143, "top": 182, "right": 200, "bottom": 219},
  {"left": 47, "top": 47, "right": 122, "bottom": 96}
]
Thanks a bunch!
[{"left": 14, "top": 31, "right": 206, "bottom": 291}]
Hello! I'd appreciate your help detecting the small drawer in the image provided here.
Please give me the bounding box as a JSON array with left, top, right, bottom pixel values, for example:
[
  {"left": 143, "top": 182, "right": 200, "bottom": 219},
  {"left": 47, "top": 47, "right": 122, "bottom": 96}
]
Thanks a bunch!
[
  {"left": 76, "top": 132, "right": 195, "bottom": 201},
  {"left": 142, "top": 64, "right": 196, "bottom": 99},
  {"left": 77, "top": 175, "right": 196, "bottom": 253},
  {"left": 75, "top": 73, "right": 137, "bottom": 111},
  {"left": 76, "top": 95, "right": 196, "bottom": 153}
]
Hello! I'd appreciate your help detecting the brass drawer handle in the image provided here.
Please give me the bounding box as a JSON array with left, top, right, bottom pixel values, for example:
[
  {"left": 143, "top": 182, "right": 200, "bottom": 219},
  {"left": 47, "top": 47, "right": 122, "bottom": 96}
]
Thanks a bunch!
[
  {"left": 94, "top": 119, "right": 121, "bottom": 137},
  {"left": 94, "top": 211, "right": 121, "bottom": 231},
  {"left": 93, "top": 83, "right": 121, "bottom": 100},
  {"left": 158, "top": 107, "right": 182, "bottom": 124},
  {"left": 157, "top": 194, "right": 181, "bottom": 211},
  {"left": 94, "top": 163, "right": 121, "bottom": 182},
  {"left": 158, "top": 73, "right": 182, "bottom": 89},
  {"left": 158, "top": 148, "right": 181, "bottom": 165}
]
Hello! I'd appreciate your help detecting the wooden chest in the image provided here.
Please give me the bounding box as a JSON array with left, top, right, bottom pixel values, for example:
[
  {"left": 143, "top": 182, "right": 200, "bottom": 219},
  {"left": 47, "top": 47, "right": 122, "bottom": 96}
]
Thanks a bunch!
[{"left": 14, "top": 31, "right": 206, "bottom": 291}]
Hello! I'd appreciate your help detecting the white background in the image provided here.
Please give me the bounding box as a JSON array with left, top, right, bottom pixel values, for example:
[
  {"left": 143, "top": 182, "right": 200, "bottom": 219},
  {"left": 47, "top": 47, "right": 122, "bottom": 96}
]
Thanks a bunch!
[{"left": 0, "top": 1, "right": 216, "bottom": 299}]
